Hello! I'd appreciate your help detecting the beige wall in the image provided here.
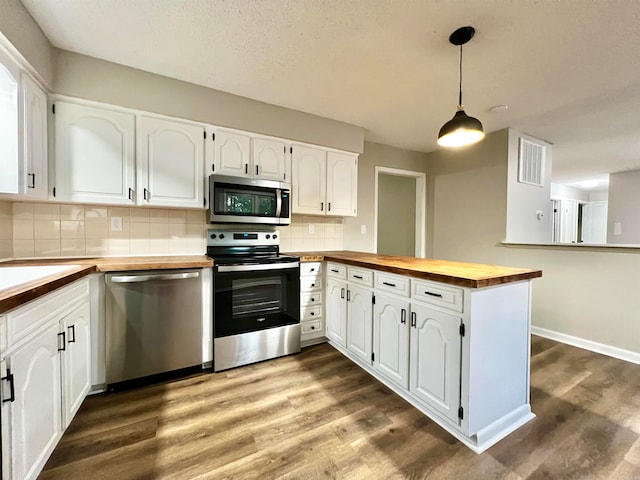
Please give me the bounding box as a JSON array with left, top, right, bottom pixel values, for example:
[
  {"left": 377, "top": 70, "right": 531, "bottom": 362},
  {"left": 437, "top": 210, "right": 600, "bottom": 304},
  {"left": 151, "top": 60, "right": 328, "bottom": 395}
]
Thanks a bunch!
[
  {"left": 377, "top": 174, "right": 415, "bottom": 256},
  {"left": 607, "top": 169, "right": 640, "bottom": 244},
  {"left": 344, "top": 141, "right": 428, "bottom": 253},
  {"left": 427, "top": 130, "right": 640, "bottom": 356},
  {"left": 0, "top": 201, "right": 12, "bottom": 259},
  {"left": 0, "top": 0, "right": 55, "bottom": 86},
  {"left": 54, "top": 50, "right": 364, "bottom": 153}
]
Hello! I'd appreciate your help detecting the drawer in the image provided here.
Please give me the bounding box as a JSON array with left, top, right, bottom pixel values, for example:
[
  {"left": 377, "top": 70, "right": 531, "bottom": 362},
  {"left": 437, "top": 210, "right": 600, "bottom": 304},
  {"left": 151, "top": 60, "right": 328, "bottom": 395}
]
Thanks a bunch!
[
  {"left": 375, "top": 271, "right": 410, "bottom": 298},
  {"left": 301, "top": 306, "right": 322, "bottom": 321},
  {"left": 326, "top": 262, "right": 347, "bottom": 279},
  {"left": 301, "top": 291, "right": 323, "bottom": 307},
  {"left": 348, "top": 266, "right": 373, "bottom": 287},
  {"left": 412, "top": 279, "right": 463, "bottom": 313},
  {"left": 301, "top": 262, "right": 322, "bottom": 276},
  {"left": 301, "top": 319, "right": 323, "bottom": 336},
  {"left": 301, "top": 277, "right": 322, "bottom": 292}
]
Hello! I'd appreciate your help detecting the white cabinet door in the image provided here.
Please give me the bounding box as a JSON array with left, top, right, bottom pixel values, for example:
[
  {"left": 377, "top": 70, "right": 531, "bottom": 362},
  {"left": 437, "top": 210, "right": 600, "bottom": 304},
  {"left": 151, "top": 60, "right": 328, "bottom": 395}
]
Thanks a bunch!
[
  {"left": 325, "top": 278, "right": 347, "bottom": 347},
  {"left": 373, "top": 294, "right": 410, "bottom": 389},
  {"left": 346, "top": 284, "right": 373, "bottom": 365},
  {"left": 253, "top": 137, "right": 288, "bottom": 182},
  {"left": 54, "top": 102, "right": 136, "bottom": 205},
  {"left": 137, "top": 116, "right": 204, "bottom": 208},
  {"left": 0, "top": 49, "right": 20, "bottom": 194},
  {"left": 292, "top": 145, "right": 326, "bottom": 214},
  {"left": 4, "top": 322, "right": 62, "bottom": 480},
  {"left": 21, "top": 74, "right": 48, "bottom": 199},
  {"left": 326, "top": 151, "right": 357, "bottom": 217},
  {"left": 214, "top": 130, "right": 251, "bottom": 177},
  {"left": 61, "top": 299, "right": 91, "bottom": 428},
  {"left": 410, "top": 303, "right": 462, "bottom": 424}
]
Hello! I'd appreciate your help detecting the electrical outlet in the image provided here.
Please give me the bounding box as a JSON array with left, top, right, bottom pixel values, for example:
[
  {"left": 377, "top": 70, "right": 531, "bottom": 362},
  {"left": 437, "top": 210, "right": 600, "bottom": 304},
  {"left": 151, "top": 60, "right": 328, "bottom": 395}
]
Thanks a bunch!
[
  {"left": 308, "top": 224, "right": 315, "bottom": 235},
  {"left": 613, "top": 222, "right": 622, "bottom": 235},
  {"left": 110, "top": 216, "right": 123, "bottom": 232},
  {"left": 360, "top": 224, "right": 367, "bottom": 234}
]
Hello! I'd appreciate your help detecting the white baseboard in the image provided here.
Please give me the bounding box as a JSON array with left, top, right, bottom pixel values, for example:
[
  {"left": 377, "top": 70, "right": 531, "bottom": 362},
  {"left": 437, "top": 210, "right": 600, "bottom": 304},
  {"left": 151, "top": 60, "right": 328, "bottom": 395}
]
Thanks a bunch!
[{"left": 531, "top": 326, "right": 640, "bottom": 365}]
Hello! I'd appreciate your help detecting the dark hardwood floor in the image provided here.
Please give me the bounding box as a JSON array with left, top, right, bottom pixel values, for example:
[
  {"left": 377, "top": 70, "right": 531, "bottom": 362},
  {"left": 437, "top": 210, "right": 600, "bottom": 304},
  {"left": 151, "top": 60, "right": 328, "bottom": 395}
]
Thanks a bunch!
[{"left": 39, "top": 336, "right": 640, "bottom": 479}]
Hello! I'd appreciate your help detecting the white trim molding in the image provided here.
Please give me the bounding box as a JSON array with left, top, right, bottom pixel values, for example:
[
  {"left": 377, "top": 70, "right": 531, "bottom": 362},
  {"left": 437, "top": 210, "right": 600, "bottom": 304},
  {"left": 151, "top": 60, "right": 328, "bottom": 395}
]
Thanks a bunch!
[{"left": 532, "top": 326, "right": 640, "bottom": 365}]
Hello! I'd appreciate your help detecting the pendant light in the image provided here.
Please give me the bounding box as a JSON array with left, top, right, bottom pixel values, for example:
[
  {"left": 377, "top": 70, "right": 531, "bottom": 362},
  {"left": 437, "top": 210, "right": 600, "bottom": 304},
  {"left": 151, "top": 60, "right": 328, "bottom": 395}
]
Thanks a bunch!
[{"left": 437, "top": 26, "right": 485, "bottom": 148}]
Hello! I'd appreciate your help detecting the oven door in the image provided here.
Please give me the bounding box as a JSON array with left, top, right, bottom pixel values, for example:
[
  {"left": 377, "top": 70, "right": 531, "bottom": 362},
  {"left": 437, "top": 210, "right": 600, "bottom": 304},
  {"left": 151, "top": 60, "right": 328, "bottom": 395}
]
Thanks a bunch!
[{"left": 213, "top": 262, "right": 300, "bottom": 338}]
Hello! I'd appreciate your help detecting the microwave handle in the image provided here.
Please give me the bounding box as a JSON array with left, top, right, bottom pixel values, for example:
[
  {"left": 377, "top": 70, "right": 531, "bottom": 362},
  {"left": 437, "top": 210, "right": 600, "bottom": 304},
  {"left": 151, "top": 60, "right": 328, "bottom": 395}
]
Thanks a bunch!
[{"left": 276, "top": 189, "right": 283, "bottom": 218}]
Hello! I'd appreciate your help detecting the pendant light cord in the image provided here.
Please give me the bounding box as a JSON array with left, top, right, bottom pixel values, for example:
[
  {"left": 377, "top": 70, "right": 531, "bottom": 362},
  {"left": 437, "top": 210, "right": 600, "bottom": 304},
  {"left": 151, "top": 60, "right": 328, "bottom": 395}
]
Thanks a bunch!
[{"left": 458, "top": 45, "right": 463, "bottom": 107}]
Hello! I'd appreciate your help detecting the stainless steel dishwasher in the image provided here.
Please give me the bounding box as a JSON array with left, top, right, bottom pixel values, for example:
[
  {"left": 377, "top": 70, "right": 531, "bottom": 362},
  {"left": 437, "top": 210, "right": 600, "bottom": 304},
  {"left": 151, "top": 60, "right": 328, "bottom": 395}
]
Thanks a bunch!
[{"left": 105, "top": 269, "right": 203, "bottom": 386}]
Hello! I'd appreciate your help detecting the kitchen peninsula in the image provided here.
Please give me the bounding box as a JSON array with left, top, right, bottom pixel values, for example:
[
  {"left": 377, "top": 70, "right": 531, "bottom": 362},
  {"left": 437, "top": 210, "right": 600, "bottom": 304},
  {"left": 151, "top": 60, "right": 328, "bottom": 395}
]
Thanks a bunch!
[{"left": 290, "top": 250, "right": 542, "bottom": 453}]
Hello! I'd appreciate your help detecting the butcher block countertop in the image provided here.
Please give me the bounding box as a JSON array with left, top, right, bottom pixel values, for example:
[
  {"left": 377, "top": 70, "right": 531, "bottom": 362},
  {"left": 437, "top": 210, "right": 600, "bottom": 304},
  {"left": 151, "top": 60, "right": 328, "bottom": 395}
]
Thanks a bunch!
[
  {"left": 0, "top": 255, "right": 213, "bottom": 314},
  {"left": 287, "top": 251, "right": 542, "bottom": 288}
]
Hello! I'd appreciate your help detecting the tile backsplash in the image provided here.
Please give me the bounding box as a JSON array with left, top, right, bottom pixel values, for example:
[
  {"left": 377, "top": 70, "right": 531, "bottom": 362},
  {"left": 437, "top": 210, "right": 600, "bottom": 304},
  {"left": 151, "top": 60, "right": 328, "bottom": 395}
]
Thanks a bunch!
[{"left": 2, "top": 203, "right": 343, "bottom": 259}]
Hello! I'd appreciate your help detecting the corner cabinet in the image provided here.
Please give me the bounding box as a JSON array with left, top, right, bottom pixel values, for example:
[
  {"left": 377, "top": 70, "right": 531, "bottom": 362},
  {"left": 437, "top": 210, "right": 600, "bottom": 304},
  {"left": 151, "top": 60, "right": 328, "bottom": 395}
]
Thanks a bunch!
[
  {"left": 137, "top": 116, "right": 204, "bottom": 208},
  {"left": 21, "top": 73, "right": 48, "bottom": 199},
  {"left": 53, "top": 101, "right": 136, "bottom": 205},
  {"left": 291, "top": 145, "right": 357, "bottom": 217},
  {"left": 1, "top": 278, "right": 91, "bottom": 480}
]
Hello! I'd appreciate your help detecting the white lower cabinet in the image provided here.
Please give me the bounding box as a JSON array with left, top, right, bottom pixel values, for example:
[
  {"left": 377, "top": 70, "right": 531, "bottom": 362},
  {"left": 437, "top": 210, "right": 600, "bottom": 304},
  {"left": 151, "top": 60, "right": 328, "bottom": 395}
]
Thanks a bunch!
[
  {"left": 372, "top": 293, "right": 410, "bottom": 389},
  {"left": 300, "top": 262, "right": 325, "bottom": 346},
  {"left": 409, "top": 302, "right": 461, "bottom": 424},
  {"left": 325, "top": 278, "right": 347, "bottom": 347},
  {"left": 345, "top": 284, "right": 373, "bottom": 364},
  {"left": 1, "top": 278, "right": 91, "bottom": 480}
]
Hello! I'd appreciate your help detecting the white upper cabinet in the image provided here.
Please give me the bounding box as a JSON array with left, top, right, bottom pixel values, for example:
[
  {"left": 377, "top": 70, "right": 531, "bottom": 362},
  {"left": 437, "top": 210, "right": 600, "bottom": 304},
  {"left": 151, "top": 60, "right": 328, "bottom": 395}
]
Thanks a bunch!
[
  {"left": 253, "top": 137, "right": 288, "bottom": 182},
  {"left": 0, "top": 48, "right": 20, "bottom": 194},
  {"left": 292, "top": 144, "right": 358, "bottom": 217},
  {"left": 54, "top": 101, "right": 136, "bottom": 205},
  {"left": 292, "top": 144, "right": 326, "bottom": 215},
  {"left": 21, "top": 73, "right": 48, "bottom": 199},
  {"left": 326, "top": 151, "right": 357, "bottom": 216},
  {"left": 211, "top": 130, "right": 251, "bottom": 177},
  {"left": 137, "top": 115, "right": 204, "bottom": 208},
  {"left": 208, "top": 129, "right": 288, "bottom": 182}
]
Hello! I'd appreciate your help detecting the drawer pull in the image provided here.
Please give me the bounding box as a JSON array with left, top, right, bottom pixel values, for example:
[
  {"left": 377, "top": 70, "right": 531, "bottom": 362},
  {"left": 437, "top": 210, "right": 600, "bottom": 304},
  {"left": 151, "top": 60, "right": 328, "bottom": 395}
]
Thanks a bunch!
[
  {"left": 401, "top": 308, "right": 407, "bottom": 324},
  {"left": 382, "top": 281, "right": 396, "bottom": 287},
  {"left": 331, "top": 269, "right": 339, "bottom": 273},
  {"left": 309, "top": 268, "right": 315, "bottom": 272},
  {"left": 310, "top": 312, "right": 315, "bottom": 316},
  {"left": 353, "top": 275, "right": 363, "bottom": 280},
  {"left": 310, "top": 283, "right": 315, "bottom": 288},
  {"left": 311, "top": 325, "right": 316, "bottom": 330},
  {"left": 425, "top": 291, "right": 443, "bottom": 298},
  {"left": 310, "top": 297, "right": 315, "bottom": 302}
]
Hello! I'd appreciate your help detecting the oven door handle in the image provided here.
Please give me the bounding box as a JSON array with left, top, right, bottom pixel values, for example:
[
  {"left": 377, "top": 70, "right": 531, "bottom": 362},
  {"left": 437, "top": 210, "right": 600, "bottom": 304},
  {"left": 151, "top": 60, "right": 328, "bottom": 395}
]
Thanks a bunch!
[{"left": 216, "top": 262, "right": 300, "bottom": 273}]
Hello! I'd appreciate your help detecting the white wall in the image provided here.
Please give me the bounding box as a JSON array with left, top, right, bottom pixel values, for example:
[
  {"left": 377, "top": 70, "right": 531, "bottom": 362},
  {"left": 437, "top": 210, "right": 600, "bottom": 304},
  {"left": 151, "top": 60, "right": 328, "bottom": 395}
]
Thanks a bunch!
[
  {"left": 607, "top": 169, "right": 640, "bottom": 244},
  {"left": 506, "top": 130, "right": 553, "bottom": 243},
  {"left": 550, "top": 183, "right": 589, "bottom": 202},
  {"left": 427, "top": 130, "right": 640, "bottom": 357},
  {"left": 589, "top": 189, "right": 608, "bottom": 202}
]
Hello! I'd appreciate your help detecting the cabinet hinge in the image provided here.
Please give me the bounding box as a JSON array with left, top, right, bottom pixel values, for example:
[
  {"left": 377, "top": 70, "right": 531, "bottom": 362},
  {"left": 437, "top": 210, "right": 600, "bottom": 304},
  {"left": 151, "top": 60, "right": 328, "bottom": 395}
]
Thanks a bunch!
[
  {"left": 458, "top": 406, "right": 464, "bottom": 420},
  {"left": 371, "top": 352, "right": 375, "bottom": 362},
  {"left": 459, "top": 323, "right": 465, "bottom": 337},
  {"left": 372, "top": 294, "right": 375, "bottom": 305},
  {"left": 52, "top": 187, "right": 56, "bottom": 197},
  {"left": 52, "top": 103, "right": 55, "bottom": 114}
]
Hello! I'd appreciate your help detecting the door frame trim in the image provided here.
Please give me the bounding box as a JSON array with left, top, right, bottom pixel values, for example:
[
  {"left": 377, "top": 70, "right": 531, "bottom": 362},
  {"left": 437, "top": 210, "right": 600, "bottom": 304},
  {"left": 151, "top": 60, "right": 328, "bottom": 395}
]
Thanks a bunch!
[{"left": 374, "top": 166, "right": 426, "bottom": 258}]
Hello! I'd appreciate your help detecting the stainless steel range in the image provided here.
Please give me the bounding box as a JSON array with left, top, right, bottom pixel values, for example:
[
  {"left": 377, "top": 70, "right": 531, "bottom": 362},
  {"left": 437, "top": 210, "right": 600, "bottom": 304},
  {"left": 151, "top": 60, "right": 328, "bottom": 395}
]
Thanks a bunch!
[{"left": 207, "top": 230, "right": 300, "bottom": 371}]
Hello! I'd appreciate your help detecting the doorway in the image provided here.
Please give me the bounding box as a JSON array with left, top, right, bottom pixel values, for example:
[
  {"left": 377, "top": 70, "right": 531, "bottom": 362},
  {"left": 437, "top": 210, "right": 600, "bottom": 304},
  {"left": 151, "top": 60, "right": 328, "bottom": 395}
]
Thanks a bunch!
[{"left": 374, "top": 167, "right": 426, "bottom": 257}]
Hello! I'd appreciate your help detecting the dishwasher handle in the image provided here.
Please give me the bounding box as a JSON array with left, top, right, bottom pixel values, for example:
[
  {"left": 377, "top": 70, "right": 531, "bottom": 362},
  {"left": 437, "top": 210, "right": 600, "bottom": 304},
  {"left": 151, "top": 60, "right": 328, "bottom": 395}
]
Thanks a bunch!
[{"left": 109, "top": 271, "right": 200, "bottom": 283}]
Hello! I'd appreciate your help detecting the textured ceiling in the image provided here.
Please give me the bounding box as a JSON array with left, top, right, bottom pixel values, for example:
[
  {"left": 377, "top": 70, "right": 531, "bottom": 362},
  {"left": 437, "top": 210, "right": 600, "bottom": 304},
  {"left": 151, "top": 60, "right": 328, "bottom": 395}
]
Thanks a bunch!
[{"left": 21, "top": 0, "right": 640, "bottom": 184}]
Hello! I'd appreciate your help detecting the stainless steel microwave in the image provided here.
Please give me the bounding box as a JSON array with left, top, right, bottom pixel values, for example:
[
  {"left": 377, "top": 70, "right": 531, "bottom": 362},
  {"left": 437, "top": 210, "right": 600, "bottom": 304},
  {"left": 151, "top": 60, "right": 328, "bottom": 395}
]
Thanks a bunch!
[{"left": 208, "top": 175, "right": 291, "bottom": 225}]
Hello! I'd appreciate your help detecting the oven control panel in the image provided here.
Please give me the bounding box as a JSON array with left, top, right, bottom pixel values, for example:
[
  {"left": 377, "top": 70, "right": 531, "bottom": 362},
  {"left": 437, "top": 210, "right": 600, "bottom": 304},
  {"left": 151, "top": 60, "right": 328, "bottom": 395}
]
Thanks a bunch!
[{"left": 207, "top": 230, "right": 279, "bottom": 247}]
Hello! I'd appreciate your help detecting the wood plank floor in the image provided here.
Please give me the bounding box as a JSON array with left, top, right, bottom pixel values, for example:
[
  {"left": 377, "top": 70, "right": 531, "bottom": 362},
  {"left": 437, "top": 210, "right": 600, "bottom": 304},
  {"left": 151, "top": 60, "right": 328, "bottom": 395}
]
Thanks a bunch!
[{"left": 40, "top": 336, "right": 640, "bottom": 479}]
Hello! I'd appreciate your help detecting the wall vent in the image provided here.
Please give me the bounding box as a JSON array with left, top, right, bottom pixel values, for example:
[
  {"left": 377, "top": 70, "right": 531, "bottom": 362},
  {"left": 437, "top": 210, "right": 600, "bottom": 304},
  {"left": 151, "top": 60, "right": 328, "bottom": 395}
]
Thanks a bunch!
[{"left": 518, "top": 138, "right": 545, "bottom": 187}]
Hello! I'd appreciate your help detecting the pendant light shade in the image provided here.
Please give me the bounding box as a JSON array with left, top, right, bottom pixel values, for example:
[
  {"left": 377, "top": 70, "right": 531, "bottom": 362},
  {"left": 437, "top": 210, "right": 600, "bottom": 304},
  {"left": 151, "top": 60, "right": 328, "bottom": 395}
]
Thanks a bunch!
[{"left": 437, "top": 26, "right": 485, "bottom": 148}]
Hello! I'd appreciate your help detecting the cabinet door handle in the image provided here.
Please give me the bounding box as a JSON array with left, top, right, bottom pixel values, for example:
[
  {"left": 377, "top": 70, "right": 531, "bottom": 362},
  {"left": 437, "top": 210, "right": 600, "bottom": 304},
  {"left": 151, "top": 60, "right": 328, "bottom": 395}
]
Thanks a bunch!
[
  {"left": 128, "top": 187, "right": 134, "bottom": 200},
  {"left": 256, "top": 165, "right": 259, "bottom": 176},
  {"left": 328, "top": 202, "right": 331, "bottom": 211},
  {"left": 27, "top": 173, "right": 35, "bottom": 189},
  {"left": 340, "top": 288, "right": 345, "bottom": 299},
  {"left": 1, "top": 368, "right": 15, "bottom": 403},
  {"left": 58, "top": 332, "right": 66, "bottom": 351},
  {"left": 411, "top": 311, "right": 417, "bottom": 328},
  {"left": 401, "top": 309, "right": 407, "bottom": 324},
  {"left": 320, "top": 202, "right": 324, "bottom": 212},
  {"left": 68, "top": 325, "right": 76, "bottom": 343},
  {"left": 143, "top": 188, "right": 150, "bottom": 201},
  {"left": 383, "top": 281, "right": 396, "bottom": 287},
  {"left": 346, "top": 289, "right": 351, "bottom": 302},
  {"left": 245, "top": 164, "right": 248, "bottom": 174},
  {"left": 424, "top": 291, "right": 443, "bottom": 298}
]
